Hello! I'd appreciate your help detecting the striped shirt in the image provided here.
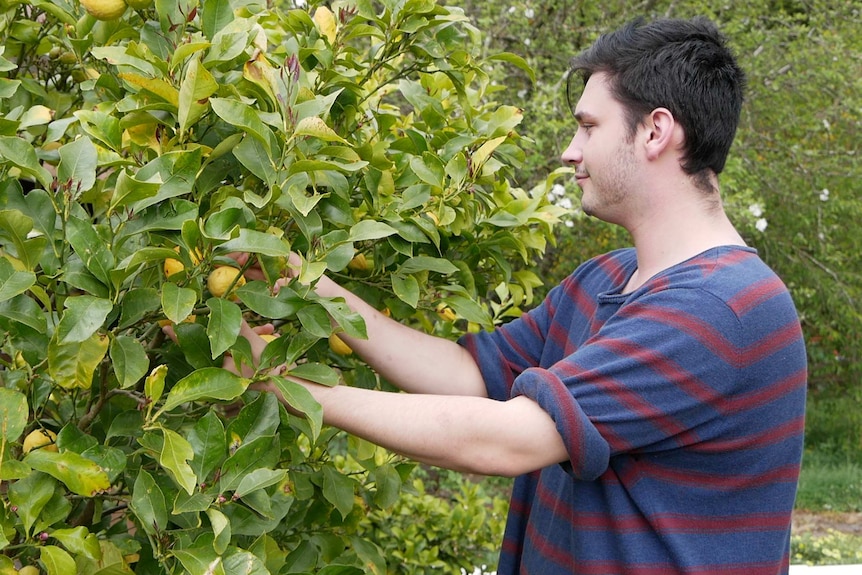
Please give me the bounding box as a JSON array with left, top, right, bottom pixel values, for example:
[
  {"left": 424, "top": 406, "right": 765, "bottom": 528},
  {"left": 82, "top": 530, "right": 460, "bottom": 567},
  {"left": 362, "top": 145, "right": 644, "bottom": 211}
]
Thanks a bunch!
[{"left": 459, "top": 247, "right": 807, "bottom": 575}]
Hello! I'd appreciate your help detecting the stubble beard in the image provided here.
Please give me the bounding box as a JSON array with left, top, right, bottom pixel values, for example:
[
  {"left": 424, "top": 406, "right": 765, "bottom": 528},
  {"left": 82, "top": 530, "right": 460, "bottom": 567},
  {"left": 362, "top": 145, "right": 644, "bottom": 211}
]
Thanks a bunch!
[{"left": 580, "top": 140, "right": 637, "bottom": 223}]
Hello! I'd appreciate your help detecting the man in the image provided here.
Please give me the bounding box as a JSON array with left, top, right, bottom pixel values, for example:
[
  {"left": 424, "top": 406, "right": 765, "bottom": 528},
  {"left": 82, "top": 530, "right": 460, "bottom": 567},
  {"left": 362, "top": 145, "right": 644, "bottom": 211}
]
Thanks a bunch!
[{"left": 243, "top": 16, "right": 807, "bottom": 574}]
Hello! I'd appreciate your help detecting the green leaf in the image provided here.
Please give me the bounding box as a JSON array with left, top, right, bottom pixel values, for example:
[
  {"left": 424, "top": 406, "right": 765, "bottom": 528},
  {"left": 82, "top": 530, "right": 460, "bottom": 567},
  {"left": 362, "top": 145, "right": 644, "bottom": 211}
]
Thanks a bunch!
[
  {"left": 409, "top": 153, "right": 446, "bottom": 188},
  {"left": 210, "top": 98, "right": 276, "bottom": 156},
  {"left": 391, "top": 273, "right": 419, "bottom": 308},
  {"left": 236, "top": 281, "right": 306, "bottom": 319},
  {"left": 0, "top": 388, "right": 27, "bottom": 442},
  {"left": 235, "top": 468, "right": 287, "bottom": 499},
  {"left": 348, "top": 220, "right": 398, "bottom": 242},
  {"left": 57, "top": 136, "right": 97, "bottom": 194},
  {"left": 173, "top": 547, "right": 225, "bottom": 575},
  {"left": 49, "top": 527, "right": 101, "bottom": 561},
  {"left": 7, "top": 470, "right": 55, "bottom": 536},
  {"left": 0, "top": 209, "right": 43, "bottom": 271},
  {"left": 178, "top": 57, "right": 217, "bottom": 135},
  {"left": 159, "top": 427, "right": 197, "bottom": 495},
  {"left": 73, "top": 539, "right": 135, "bottom": 575},
  {"left": 73, "top": 110, "right": 123, "bottom": 152},
  {"left": 130, "top": 469, "right": 167, "bottom": 536},
  {"left": 227, "top": 391, "right": 280, "bottom": 444},
  {"left": 40, "top": 545, "right": 76, "bottom": 575},
  {"left": 271, "top": 376, "right": 323, "bottom": 441},
  {"left": 65, "top": 216, "right": 114, "bottom": 287},
  {"left": 321, "top": 465, "right": 356, "bottom": 520},
  {"left": 371, "top": 463, "right": 402, "bottom": 508},
  {"left": 117, "top": 287, "right": 161, "bottom": 329},
  {"left": 24, "top": 450, "right": 111, "bottom": 497},
  {"left": 398, "top": 255, "right": 459, "bottom": 275},
  {"left": 160, "top": 367, "right": 249, "bottom": 413},
  {"left": 162, "top": 282, "right": 197, "bottom": 324},
  {"left": 217, "top": 228, "right": 292, "bottom": 257},
  {"left": 108, "top": 168, "right": 161, "bottom": 213},
  {"left": 201, "top": 0, "right": 235, "bottom": 40},
  {"left": 47, "top": 331, "right": 110, "bottom": 390},
  {"left": 206, "top": 507, "right": 231, "bottom": 555},
  {"left": 287, "top": 362, "right": 340, "bottom": 387},
  {"left": 56, "top": 295, "right": 113, "bottom": 344},
  {"left": 144, "top": 364, "right": 168, "bottom": 406},
  {"left": 489, "top": 51, "right": 536, "bottom": 83},
  {"left": 110, "top": 335, "right": 149, "bottom": 389},
  {"left": 0, "top": 293, "right": 46, "bottom": 332},
  {"left": 218, "top": 435, "right": 279, "bottom": 492},
  {"left": 222, "top": 548, "right": 269, "bottom": 575},
  {"left": 174, "top": 322, "right": 217, "bottom": 370},
  {"left": 0, "top": 136, "right": 53, "bottom": 190},
  {"left": 206, "top": 297, "right": 242, "bottom": 358},
  {"left": 234, "top": 136, "right": 277, "bottom": 187},
  {"left": 80, "top": 444, "right": 127, "bottom": 484},
  {"left": 0, "top": 258, "right": 36, "bottom": 302},
  {"left": 187, "top": 410, "right": 226, "bottom": 483}
]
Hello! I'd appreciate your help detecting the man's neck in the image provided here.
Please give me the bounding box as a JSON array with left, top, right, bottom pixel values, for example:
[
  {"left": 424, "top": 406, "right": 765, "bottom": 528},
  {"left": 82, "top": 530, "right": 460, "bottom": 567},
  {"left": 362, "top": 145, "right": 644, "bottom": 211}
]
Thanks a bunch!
[{"left": 622, "top": 191, "right": 746, "bottom": 294}]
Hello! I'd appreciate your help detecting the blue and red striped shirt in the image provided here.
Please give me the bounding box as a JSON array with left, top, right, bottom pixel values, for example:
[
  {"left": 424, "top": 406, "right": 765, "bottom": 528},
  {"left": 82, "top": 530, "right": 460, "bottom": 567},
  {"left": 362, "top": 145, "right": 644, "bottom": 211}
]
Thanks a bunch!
[{"left": 459, "top": 246, "right": 807, "bottom": 574}]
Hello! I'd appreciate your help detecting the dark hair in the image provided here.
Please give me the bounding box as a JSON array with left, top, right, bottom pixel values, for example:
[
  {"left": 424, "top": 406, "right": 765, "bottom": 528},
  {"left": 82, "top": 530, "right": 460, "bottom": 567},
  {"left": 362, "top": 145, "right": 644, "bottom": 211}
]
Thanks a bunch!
[{"left": 567, "top": 17, "right": 746, "bottom": 176}]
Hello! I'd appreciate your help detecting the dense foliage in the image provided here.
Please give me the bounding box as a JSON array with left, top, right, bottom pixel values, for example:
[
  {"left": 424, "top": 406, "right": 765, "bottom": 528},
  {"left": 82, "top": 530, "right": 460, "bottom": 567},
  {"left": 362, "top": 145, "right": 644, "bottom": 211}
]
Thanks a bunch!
[{"left": 0, "top": 0, "right": 564, "bottom": 573}]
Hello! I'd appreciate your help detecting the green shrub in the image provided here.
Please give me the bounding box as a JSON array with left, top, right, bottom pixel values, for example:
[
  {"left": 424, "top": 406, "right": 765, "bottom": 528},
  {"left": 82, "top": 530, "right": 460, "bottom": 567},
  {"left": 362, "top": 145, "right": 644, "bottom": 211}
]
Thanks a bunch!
[
  {"left": 357, "top": 469, "right": 509, "bottom": 574},
  {"left": 0, "top": 0, "right": 561, "bottom": 573}
]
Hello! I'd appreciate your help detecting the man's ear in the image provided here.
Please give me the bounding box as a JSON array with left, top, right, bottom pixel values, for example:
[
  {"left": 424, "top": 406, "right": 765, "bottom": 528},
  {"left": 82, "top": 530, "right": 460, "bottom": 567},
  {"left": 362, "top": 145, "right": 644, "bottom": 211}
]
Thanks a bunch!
[{"left": 643, "top": 107, "right": 680, "bottom": 161}]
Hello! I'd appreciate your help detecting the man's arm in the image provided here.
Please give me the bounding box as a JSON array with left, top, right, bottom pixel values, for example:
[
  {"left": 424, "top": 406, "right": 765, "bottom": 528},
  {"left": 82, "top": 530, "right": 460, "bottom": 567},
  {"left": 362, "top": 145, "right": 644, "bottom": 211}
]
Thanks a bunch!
[
  {"left": 237, "top": 322, "right": 568, "bottom": 476},
  {"left": 259, "top": 376, "right": 569, "bottom": 477},
  {"left": 310, "top": 274, "right": 488, "bottom": 398}
]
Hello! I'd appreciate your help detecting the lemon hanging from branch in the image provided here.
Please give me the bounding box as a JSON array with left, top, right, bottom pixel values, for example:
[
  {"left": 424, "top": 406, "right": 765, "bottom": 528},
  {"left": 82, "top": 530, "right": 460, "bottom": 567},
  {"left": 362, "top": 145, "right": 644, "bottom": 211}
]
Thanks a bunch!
[{"left": 81, "top": 0, "right": 128, "bottom": 21}]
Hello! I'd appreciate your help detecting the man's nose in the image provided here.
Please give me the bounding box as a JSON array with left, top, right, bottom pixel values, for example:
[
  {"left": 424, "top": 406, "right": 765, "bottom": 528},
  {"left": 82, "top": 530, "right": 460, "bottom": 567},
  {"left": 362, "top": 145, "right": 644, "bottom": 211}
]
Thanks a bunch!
[{"left": 560, "top": 134, "right": 582, "bottom": 166}]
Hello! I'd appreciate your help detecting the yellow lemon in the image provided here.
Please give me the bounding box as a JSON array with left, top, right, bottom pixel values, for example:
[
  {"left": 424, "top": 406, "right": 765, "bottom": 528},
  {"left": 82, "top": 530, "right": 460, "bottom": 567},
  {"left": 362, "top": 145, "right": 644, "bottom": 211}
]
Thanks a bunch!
[
  {"left": 328, "top": 333, "right": 353, "bottom": 356},
  {"left": 164, "top": 246, "right": 201, "bottom": 277},
  {"left": 23, "top": 429, "right": 58, "bottom": 454},
  {"left": 347, "top": 252, "right": 369, "bottom": 272},
  {"left": 80, "top": 0, "right": 128, "bottom": 21},
  {"left": 18, "top": 566, "right": 40, "bottom": 575},
  {"left": 436, "top": 304, "right": 457, "bottom": 322},
  {"left": 163, "top": 257, "right": 184, "bottom": 277},
  {"left": 207, "top": 266, "right": 246, "bottom": 299}
]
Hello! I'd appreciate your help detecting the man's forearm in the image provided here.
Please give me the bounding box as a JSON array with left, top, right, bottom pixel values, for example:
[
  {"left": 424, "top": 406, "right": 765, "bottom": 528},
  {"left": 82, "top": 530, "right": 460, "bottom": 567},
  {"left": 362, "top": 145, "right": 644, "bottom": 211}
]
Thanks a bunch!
[
  {"left": 261, "top": 378, "right": 568, "bottom": 477},
  {"left": 314, "top": 275, "right": 487, "bottom": 397}
]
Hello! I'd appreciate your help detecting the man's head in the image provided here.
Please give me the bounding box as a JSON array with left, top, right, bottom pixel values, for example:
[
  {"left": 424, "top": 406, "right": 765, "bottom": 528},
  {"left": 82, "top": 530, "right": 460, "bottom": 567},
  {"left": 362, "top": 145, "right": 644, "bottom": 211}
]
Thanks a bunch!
[{"left": 567, "top": 17, "right": 746, "bottom": 179}]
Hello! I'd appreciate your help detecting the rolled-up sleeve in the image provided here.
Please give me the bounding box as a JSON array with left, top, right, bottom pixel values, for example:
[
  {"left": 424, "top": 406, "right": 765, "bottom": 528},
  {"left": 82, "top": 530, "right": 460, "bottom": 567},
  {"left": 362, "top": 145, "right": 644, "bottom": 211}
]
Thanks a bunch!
[{"left": 512, "top": 367, "right": 610, "bottom": 480}]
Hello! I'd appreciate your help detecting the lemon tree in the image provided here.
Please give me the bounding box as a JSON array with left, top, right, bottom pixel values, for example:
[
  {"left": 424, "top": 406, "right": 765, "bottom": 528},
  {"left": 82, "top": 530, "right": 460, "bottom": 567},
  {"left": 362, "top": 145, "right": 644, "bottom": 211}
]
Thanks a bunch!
[{"left": 0, "top": 0, "right": 564, "bottom": 573}]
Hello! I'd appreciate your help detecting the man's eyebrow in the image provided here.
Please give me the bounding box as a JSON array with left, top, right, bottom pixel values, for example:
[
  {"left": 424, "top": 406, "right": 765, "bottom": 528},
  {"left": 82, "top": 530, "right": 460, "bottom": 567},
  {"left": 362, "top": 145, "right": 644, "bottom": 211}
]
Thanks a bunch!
[{"left": 573, "top": 111, "right": 595, "bottom": 124}]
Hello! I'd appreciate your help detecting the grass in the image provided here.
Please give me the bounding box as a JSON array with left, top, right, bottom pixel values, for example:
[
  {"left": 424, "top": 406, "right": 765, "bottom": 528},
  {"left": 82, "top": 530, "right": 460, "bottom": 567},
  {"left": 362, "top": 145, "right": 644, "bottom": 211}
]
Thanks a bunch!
[{"left": 796, "top": 451, "right": 862, "bottom": 512}]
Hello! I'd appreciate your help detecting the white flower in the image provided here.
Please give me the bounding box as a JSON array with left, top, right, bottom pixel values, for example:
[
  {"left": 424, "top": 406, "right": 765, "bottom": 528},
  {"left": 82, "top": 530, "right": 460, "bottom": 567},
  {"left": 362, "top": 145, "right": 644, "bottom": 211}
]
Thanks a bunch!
[
  {"left": 558, "top": 197, "right": 573, "bottom": 210},
  {"left": 549, "top": 183, "right": 566, "bottom": 198},
  {"left": 819, "top": 188, "right": 830, "bottom": 202},
  {"left": 508, "top": 6, "right": 516, "bottom": 14},
  {"left": 524, "top": 38, "right": 531, "bottom": 46},
  {"left": 755, "top": 218, "right": 768, "bottom": 232},
  {"left": 748, "top": 203, "right": 763, "bottom": 217},
  {"left": 525, "top": 8, "right": 535, "bottom": 19}
]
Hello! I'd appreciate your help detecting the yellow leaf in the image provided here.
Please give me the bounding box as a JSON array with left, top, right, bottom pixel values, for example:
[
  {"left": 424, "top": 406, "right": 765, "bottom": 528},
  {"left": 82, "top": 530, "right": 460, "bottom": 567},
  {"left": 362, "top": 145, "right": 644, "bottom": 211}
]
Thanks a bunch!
[
  {"left": 313, "top": 6, "right": 338, "bottom": 44},
  {"left": 293, "top": 116, "right": 349, "bottom": 144},
  {"left": 118, "top": 73, "right": 179, "bottom": 107}
]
